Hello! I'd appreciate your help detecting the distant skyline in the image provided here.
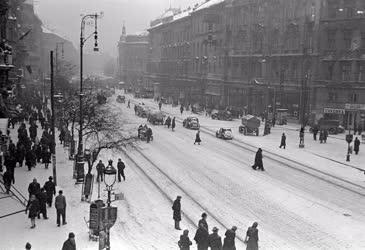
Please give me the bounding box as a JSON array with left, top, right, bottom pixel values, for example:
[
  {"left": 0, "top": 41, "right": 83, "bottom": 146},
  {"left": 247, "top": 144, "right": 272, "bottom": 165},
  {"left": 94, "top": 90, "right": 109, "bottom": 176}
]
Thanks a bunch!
[{"left": 35, "top": 0, "right": 199, "bottom": 57}]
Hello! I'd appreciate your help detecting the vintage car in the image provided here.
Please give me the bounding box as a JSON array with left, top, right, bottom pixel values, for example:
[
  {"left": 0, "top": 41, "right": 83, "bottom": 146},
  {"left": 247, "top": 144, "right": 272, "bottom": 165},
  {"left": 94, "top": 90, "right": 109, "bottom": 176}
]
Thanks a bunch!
[
  {"left": 239, "top": 115, "right": 260, "bottom": 136},
  {"left": 310, "top": 119, "right": 345, "bottom": 134},
  {"left": 135, "top": 105, "right": 150, "bottom": 118},
  {"left": 216, "top": 128, "right": 233, "bottom": 140},
  {"left": 138, "top": 126, "right": 153, "bottom": 141},
  {"left": 191, "top": 103, "right": 204, "bottom": 114},
  {"left": 147, "top": 111, "right": 165, "bottom": 125},
  {"left": 116, "top": 95, "right": 126, "bottom": 103},
  {"left": 211, "top": 110, "right": 233, "bottom": 121},
  {"left": 183, "top": 116, "right": 200, "bottom": 130}
]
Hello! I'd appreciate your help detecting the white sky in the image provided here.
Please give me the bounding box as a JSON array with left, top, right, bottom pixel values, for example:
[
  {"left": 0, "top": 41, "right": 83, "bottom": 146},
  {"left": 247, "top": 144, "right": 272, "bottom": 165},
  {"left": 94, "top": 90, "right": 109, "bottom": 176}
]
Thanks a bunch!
[{"left": 34, "top": 0, "right": 199, "bottom": 56}]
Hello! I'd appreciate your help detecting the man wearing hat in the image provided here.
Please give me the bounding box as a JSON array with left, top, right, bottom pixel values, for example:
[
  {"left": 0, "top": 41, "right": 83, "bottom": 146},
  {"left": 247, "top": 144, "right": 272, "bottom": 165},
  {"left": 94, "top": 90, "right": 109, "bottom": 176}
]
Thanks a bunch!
[
  {"left": 172, "top": 195, "right": 182, "bottom": 230},
  {"left": 208, "top": 227, "right": 222, "bottom": 250},
  {"left": 43, "top": 176, "right": 56, "bottom": 207},
  {"left": 62, "top": 232, "right": 76, "bottom": 250}
]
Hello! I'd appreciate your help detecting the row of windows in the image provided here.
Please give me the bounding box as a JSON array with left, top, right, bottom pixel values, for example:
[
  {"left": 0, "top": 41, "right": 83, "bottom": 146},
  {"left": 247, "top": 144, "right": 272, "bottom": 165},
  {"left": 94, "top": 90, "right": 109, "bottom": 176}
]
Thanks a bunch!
[{"left": 327, "top": 30, "right": 365, "bottom": 49}]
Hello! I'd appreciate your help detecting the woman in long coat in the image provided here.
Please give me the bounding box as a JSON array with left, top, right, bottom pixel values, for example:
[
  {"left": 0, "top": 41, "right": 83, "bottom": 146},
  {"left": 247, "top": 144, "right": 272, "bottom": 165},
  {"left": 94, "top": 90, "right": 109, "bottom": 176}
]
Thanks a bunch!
[
  {"left": 171, "top": 117, "right": 176, "bottom": 131},
  {"left": 25, "top": 195, "right": 40, "bottom": 228},
  {"left": 194, "top": 130, "right": 201, "bottom": 145},
  {"left": 245, "top": 222, "right": 259, "bottom": 250}
]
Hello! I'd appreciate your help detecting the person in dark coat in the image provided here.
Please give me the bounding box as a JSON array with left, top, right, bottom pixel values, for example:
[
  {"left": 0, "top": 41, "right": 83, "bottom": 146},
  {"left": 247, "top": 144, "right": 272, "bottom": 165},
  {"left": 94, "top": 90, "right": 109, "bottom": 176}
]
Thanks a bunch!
[
  {"left": 279, "top": 133, "right": 286, "bottom": 149},
  {"left": 319, "top": 130, "right": 324, "bottom": 143},
  {"left": 16, "top": 142, "right": 26, "bottom": 167},
  {"left": 37, "top": 188, "right": 48, "bottom": 219},
  {"left": 117, "top": 158, "right": 126, "bottom": 182},
  {"left": 244, "top": 222, "right": 259, "bottom": 250},
  {"left": 42, "top": 148, "right": 51, "bottom": 169},
  {"left": 180, "top": 105, "right": 184, "bottom": 115},
  {"left": 62, "top": 232, "right": 76, "bottom": 250},
  {"left": 165, "top": 116, "right": 171, "bottom": 128},
  {"left": 29, "top": 123, "right": 38, "bottom": 142},
  {"left": 4, "top": 153, "right": 16, "bottom": 180},
  {"left": 8, "top": 140, "right": 16, "bottom": 156},
  {"left": 25, "top": 242, "right": 32, "bottom": 250},
  {"left": 28, "top": 178, "right": 41, "bottom": 198},
  {"left": 178, "top": 229, "right": 192, "bottom": 250},
  {"left": 354, "top": 137, "right": 360, "bottom": 155},
  {"left": 223, "top": 226, "right": 237, "bottom": 250},
  {"left": 172, "top": 196, "right": 182, "bottom": 230},
  {"left": 172, "top": 117, "right": 176, "bottom": 131},
  {"left": 44, "top": 176, "right": 56, "bottom": 207},
  {"left": 252, "top": 148, "right": 264, "bottom": 171},
  {"left": 209, "top": 227, "right": 222, "bottom": 250},
  {"left": 194, "top": 213, "right": 209, "bottom": 250},
  {"left": 194, "top": 130, "right": 201, "bottom": 145},
  {"left": 3, "top": 169, "right": 14, "bottom": 194},
  {"left": 55, "top": 190, "right": 67, "bottom": 226},
  {"left": 96, "top": 160, "right": 105, "bottom": 182},
  {"left": 323, "top": 129, "right": 328, "bottom": 143},
  {"left": 59, "top": 128, "right": 65, "bottom": 145},
  {"left": 146, "top": 127, "right": 153, "bottom": 143},
  {"left": 312, "top": 126, "right": 319, "bottom": 141},
  {"left": 25, "top": 195, "right": 40, "bottom": 229}
]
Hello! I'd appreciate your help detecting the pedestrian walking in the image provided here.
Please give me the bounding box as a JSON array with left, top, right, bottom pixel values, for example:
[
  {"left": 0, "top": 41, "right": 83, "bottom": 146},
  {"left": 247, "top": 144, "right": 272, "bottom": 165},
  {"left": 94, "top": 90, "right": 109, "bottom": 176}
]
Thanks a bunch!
[
  {"left": 172, "top": 117, "right": 176, "bottom": 131},
  {"left": 178, "top": 229, "right": 192, "bottom": 250},
  {"left": 25, "top": 195, "right": 40, "bottom": 229},
  {"left": 244, "top": 222, "right": 259, "bottom": 250},
  {"left": 127, "top": 100, "right": 130, "bottom": 108},
  {"left": 194, "top": 213, "right": 209, "bottom": 250},
  {"left": 251, "top": 148, "right": 264, "bottom": 171},
  {"left": 159, "top": 101, "right": 162, "bottom": 111},
  {"left": 312, "top": 126, "right": 318, "bottom": 141},
  {"left": 319, "top": 130, "right": 324, "bottom": 143},
  {"left": 117, "top": 158, "right": 126, "bottom": 182},
  {"left": 165, "top": 116, "right": 171, "bottom": 128},
  {"left": 354, "top": 137, "right": 360, "bottom": 155},
  {"left": 28, "top": 178, "right": 41, "bottom": 198},
  {"left": 25, "top": 242, "right": 32, "bottom": 250},
  {"left": 96, "top": 160, "right": 105, "bottom": 182},
  {"left": 146, "top": 127, "right": 153, "bottom": 143},
  {"left": 223, "top": 226, "right": 237, "bottom": 250},
  {"left": 37, "top": 188, "right": 48, "bottom": 219},
  {"left": 279, "top": 133, "right": 286, "bottom": 149},
  {"left": 180, "top": 105, "right": 184, "bottom": 115},
  {"left": 194, "top": 130, "right": 201, "bottom": 145},
  {"left": 172, "top": 195, "right": 182, "bottom": 230},
  {"left": 42, "top": 148, "right": 51, "bottom": 169},
  {"left": 299, "top": 127, "right": 305, "bottom": 145},
  {"left": 3, "top": 169, "right": 14, "bottom": 194},
  {"left": 62, "top": 232, "right": 76, "bottom": 250},
  {"left": 44, "top": 176, "right": 56, "bottom": 207},
  {"left": 209, "top": 227, "right": 223, "bottom": 250},
  {"left": 323, "top": 129, "right": 328, "bottom": 143},
  {"left": 55, "top": 190, "right": 67, "bottom": 226}
]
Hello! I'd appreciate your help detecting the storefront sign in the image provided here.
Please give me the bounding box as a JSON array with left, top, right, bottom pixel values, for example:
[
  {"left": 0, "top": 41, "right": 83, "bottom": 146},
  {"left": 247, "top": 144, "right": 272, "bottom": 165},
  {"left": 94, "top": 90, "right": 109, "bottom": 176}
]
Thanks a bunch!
[
  {"left": 345, "top": 103, "right": 365, "bottom": 111},
  {"left": 323, "top": 108, "right": 345, "bottom": 114}
]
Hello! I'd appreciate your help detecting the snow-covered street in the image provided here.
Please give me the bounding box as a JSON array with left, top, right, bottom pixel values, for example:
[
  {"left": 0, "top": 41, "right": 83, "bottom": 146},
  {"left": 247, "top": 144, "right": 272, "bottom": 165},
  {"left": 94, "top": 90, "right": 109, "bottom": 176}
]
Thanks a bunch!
[{"left": 1, "top": 93, "right": 365, "bottom": 249}]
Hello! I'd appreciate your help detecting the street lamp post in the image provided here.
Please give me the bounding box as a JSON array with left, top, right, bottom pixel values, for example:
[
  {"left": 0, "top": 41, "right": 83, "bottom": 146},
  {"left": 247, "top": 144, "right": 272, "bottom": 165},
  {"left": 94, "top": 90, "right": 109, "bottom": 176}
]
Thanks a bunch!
[
  {"left": 103, "top": 160, "right": 117, "bottom": 250},
  {"left": 76, "top": 13, "right": 101, "bottom": 180}
]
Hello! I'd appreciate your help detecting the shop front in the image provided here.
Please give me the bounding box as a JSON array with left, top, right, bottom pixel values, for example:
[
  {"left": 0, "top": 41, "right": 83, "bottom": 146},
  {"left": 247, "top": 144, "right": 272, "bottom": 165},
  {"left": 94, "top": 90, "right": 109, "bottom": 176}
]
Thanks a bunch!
[{"left": 344, "top": 103, "right": 365, "bottom": 131}]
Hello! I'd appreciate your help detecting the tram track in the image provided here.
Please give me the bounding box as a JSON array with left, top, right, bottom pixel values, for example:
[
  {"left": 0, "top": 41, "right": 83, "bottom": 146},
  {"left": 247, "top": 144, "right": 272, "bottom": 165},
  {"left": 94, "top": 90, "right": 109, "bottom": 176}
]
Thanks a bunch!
[
  {"left": 120, "top": 145, "right": 247, "bottom": 244},
  {"left": 121, "top": 98, "right": 365, "bottom": 197}
]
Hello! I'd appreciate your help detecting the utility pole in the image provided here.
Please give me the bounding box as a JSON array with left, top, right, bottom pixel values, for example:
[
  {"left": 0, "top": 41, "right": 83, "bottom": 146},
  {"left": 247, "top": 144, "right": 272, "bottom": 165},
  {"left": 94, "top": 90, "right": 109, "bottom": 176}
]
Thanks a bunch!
[{"left": 50, "top": 51, "right": 57, "bottom": 185}]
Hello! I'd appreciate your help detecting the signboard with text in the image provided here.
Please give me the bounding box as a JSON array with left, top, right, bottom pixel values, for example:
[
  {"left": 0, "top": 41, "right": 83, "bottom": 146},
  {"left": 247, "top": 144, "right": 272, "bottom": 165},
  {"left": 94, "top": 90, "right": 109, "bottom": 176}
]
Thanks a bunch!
[{"left": 323, "top": 108, "right": 345, "bottom": 114}]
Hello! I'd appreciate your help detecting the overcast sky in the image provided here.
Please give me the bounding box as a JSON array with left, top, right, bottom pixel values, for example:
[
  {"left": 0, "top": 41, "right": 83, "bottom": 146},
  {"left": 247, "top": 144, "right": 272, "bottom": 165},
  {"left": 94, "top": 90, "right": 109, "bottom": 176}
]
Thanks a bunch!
[{"left": 35, "top": 0, "right": 198, "bottom": 57}]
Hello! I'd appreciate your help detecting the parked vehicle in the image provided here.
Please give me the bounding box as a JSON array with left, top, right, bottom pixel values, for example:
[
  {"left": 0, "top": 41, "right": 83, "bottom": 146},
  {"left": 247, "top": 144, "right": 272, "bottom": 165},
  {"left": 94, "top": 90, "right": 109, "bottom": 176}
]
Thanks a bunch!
[
  {"left": 191, "top": 103, "right": 204, "bottom": 114},
  {"left": 310, "top": 119, "right": 345, "bottom": 134},
  {"left": 211, "top": 110, "right": 233, "bottom": 121},
  {"left": 276, "top": 109, "right": 288, "bottom": 125},
  {"left": 116, "top": 95, "right": 126, "bottom": 103},
  {"left": 183, "top": 116, "right": 200, "bottom": 130},
  {"left": 135, "top": 105, "right": 150, "bottom": 118},
  {"left": 147, "top": 111, "right": 165, "bottom": 125},
  {"left": 239, "top": 115, "right": 260, "bottom": 136},
  {"left": 97, "top": 93, "right": 107, "bottom": 104},
  {"left": 139, "top": 127, "right": 153, "bottom": 141},
  {"left": 216, "top": 128, "right": 233, "bottom": 140}
]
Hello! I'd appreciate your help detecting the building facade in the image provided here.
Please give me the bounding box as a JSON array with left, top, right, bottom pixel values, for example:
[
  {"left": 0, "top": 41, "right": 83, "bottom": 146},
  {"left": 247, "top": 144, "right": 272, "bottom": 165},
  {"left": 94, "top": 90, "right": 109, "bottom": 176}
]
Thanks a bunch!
[
  {"left": 313, "top": 0, "right": 365, "bottom": 129},
  {"left": 118, "top": 24, "right": 149, "bottom": 91}
]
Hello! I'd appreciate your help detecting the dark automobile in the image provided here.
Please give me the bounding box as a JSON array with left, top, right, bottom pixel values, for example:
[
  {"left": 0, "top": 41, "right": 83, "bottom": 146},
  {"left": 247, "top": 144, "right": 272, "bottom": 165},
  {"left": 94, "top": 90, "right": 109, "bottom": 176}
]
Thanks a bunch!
[
  {"left": 191, "top": 103, "right": 204, "bottom": 114},
  {"left": 211, "top": 110, "right": 233, "bottom": 121},
  {"left": 116, "top": 95, "right": 125, "bottom": 103},
  {"left": 310, "top": 119, "right": 345, "bottom": 134},
  {"left": 239, "top": 115, "right": 260, "bottom": 136},
  {"left": 183, "top": 116, "right": 200, "bottom": 130},
  {"left": 216, "top": 128, "right": 233, "bottom": 140},
  {"left": 147, "top": 111, "right": 165, "bottom": 125}
]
